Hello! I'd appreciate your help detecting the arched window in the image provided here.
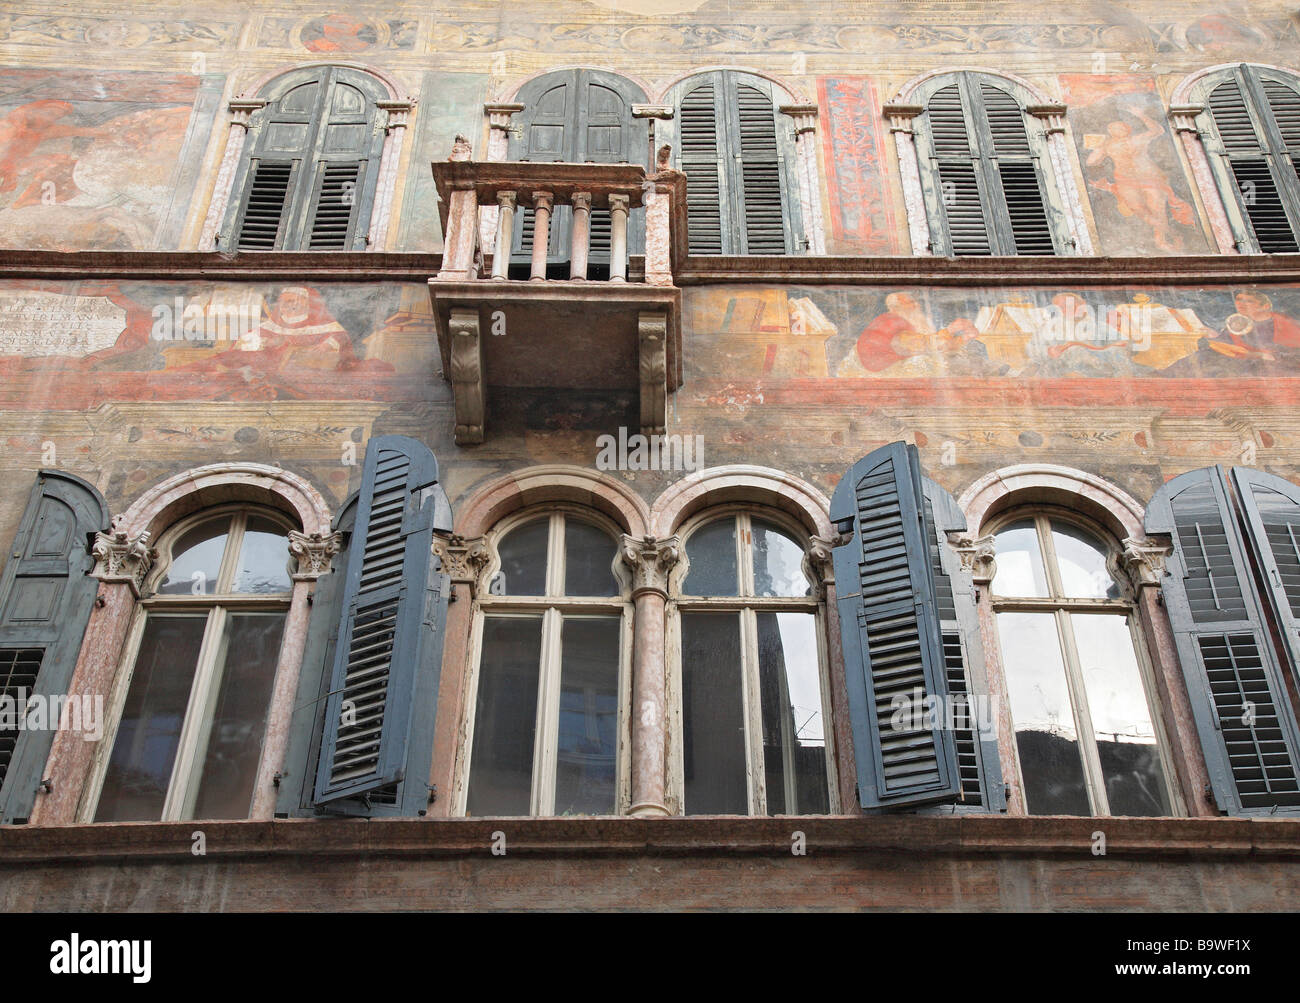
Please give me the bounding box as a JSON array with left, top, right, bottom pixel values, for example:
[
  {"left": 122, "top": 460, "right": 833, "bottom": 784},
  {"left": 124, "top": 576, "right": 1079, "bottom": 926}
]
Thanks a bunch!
[
  {"left": 989, "top": 510, "right": 1175, "bottom": 816},
  {"left": 464, "top": 508, "right": 630, "bottom": 816},
  {"left": 908, "top": 72, "right": 1070, "bottom": 256},
  {"left": 222, "top": 66, "right": 389, "bottom": 251},
  {"left": 663, "top": 70, "right": 805, "bottom": 255},
  {"left": 90, "top": 506, "right": 296, "bottom": 822},
  {"left": 670, "top": 508, "right": 832, "bottom": 815},
  {"left": 509, "top": 68, "right": 649, "bottom": 277},
  {"left": 1187, "top": 64, "right": 1300, "bottom": 253}
]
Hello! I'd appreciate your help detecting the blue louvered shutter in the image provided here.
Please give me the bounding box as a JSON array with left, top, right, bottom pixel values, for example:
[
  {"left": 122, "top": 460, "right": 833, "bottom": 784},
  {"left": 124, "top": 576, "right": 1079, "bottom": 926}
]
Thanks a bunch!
[
  {"left": 1146, "top": 466, "right": 1300, "bottom": 815},
  {"left": 1231, "top": 467, "right": 1300, "bottom": 690},
  {"left": 921, "top": 478, "right": 1006, "bottom": 811},
  {"left": 0, "top": 471, "right": 108, "bottom": 824},
  {"left": 830, "top": 442, "right": 960, "bottom": 810},
  {"left": 313, "top": 436, "right": 452, "bottom": 813}
]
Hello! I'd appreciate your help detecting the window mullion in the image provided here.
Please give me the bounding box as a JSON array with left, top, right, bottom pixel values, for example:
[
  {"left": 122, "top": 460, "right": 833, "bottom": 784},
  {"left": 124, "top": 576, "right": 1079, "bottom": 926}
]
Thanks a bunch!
[
  {"left": 162, "top": 606, "right": 228, "bottom": 821},
  {"left": 1056, "top": 609, "right": 1110, "bottom": 816},
  {"left": 546, "top": 513, "right": 566, "bottom": 598},
  {"left": 740, "top": 605, "right": 763, "bottom": 815},
  {"left": 533, "top": 606, "right": 563, "bottom": 816},
  {"left": 962, "top": 74, "right": 1011, "bottom": 255},
  {"left": 1036, "top": 515, "right": 1066, "bottom": 599},
  {"left": 215, "top": 513, "right": 246, "bottom": 595}
]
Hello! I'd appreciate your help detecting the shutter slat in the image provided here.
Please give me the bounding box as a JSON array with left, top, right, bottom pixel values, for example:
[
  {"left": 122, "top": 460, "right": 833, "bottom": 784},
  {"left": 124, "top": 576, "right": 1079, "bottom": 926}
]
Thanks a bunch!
[{"left": 236, "top": 162, "right": 294, "bottom": 251}]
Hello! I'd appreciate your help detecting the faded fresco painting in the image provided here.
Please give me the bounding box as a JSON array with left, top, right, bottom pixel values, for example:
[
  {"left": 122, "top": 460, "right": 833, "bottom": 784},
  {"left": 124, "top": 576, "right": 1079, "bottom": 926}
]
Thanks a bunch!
[
  {"left": 257, "top": 14, "right": 419, "bottom": 50},
  {"left": 686, "top": 284, "right": 1300, "bottom": 383},
  {"left": 0, "top": 281, "right": 441, "bottom": 407},
  {"left": 817, "top": 77, "right": 901, "bottom": 255},
  {"left": 1062, "top": 74, "right": 1207, "bottom": 256},
  {"left": 0, "top": 69, "right": 218, "bottom": 250}
]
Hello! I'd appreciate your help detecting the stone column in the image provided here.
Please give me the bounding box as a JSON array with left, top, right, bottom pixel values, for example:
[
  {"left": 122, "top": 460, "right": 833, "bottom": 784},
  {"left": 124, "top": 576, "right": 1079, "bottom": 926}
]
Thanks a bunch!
[
  {"left": 29, "top": 526, "right": 157, "bottom": 825},
  {"left": 368, "top": 100, "right": 414, "bottom": 252},
  {"left": 570, "top": 192, "right": 592, "bottom": 280},
  {"left": 199, "top": 99, "right": 265, "bottom": 250},
  {"left": 492, "top": 191, "right": 517, "bottom": 279},
  {"left": 608, "top": 193, "right": 630, "bottom": 282},
  {"left": 1171, "top": 104, "right": 1239, "bottom": 254},
  {"left": 780, "top": 104, "right": 825, "bottom": 254},
  {"left": 1028, "top": 103, "right": 1095, "bottom": 255},
  {"left": 620, "top": 534, "right": 680, "bottom": 818},
  {"left": 436, "top": 136, "right": 480, "bottom": 281},
  {"left": 529, "top": 192, "right": 553, "bottom": 281},
  {"left": 881, "top": 104, "right": 930, "bottom": 255}
]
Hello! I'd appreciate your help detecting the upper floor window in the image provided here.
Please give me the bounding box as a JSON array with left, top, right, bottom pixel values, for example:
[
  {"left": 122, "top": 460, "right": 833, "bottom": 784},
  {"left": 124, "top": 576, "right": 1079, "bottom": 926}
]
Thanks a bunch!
[
  {"left": 1197, "top": 64, "right": 1300, "bottom": 253},
  {"left": 91, "top": 506, "right": 294, "bottom": 822},
  {"left": 990, "top": 512, "right": 1174, "bottom": 816},
  {"left": 222, "top": 66, "right": 389, "bottom": 251},
  {"left": 911, "top": 72, "right": 1069, "bottom": 256},
  {"left": 665, "top": 70, "right": 804, "bottom": 255},
  {"left": 671, "top": 509, "right": 832, "bottom": 815},
  {"left": 464, "top": 510, "right": 629, "bottom": 817}
]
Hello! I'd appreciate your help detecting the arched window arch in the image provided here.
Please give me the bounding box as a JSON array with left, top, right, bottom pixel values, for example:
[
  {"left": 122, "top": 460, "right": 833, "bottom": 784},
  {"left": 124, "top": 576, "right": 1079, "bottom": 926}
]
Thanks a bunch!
[
  {"left": 892, "top": 71, "right": 1076, "bottom": 256},
  {"left": 508, "top": 68, "right": 649, "bottom": 276},
  {"left": 461, "top": 506, "right": 632, "bottom": 817},
  {"left": 668, "top": 505, "right": 834, "bottom": 816},
  {"left": 660, "top": 70, "right": 806, "bottom": 255},
  {"left": 1176, "top": 63, "right": 1300, "bottom": 253},
  {"left": 89, "top": 503, "right": 298, "bottom": 822},
  {"left": 220, "top": 66, "right": 391, "bottom": 251}
]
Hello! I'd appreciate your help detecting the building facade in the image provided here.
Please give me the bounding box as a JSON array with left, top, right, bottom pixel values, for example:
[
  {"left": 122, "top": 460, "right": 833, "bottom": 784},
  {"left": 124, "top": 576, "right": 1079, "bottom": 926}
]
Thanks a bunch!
[{"left": 2, "top": 0, "right": 1300, "bottom": 910}]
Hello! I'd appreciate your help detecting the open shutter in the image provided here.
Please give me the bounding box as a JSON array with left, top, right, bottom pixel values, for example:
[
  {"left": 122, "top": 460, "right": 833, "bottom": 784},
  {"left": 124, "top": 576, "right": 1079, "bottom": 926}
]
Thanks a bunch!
[
  {"left": 733, "top": 81, "right": 790, "bottom": 254},
  {"left": 830, "top": 442, "right": 960, "bottom": 810},
  {"left": 678, "top": 77, "right": 727, "bottom": 255},
  {"left": 1146, "top": 466, "right": 1300, "bottom": 815},
  {"left": 0, "top": 471, "right": 108, "bottom": 824},
  {"left": 925, "top": 82, "right": 992, "bottom": 256},
  {"left": 979, "top": 83, "right": 1058, "bottom": 255},
  {"left": 921, "top": 478, "right": 1006, "bottom": 811},
  {"left": 313, "top": 436, "right": 452, "bottom": 813},
  {"left": 1207, "top": 69, "right": 1300, "bottom": 253},
  {"left": 1231, "top": 467, "right": 1300, "bottom": 690}
]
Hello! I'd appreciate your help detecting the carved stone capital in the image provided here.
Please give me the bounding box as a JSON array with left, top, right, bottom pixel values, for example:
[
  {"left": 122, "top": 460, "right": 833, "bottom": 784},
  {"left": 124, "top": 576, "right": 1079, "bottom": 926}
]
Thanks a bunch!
[
  {"left": 802, "top": 533, "right": 837, "bottom": 597},
  {"left": 953, "top": 534, "right": 997, "bottom": 585},
  {"left": 433, "top": 534, "right": 492, "bottom": 594},
  {"left": 1026, "top": 103, "right": 1068, "bottom": 134},
  {"left": 632, "top": 104, "right": 674, "bottom": 120},
  {"left": 1169, "top": 104, "right": 1204, "bottom": 134},
  {"left": 91, "top": 526, "right": 157, "bottom": 596},
  {"left": 531, "top": 191, "right": 554, "bottom": 213},
  {"left": 571, "top": 191, "right": 592, "bottom": 212},
  {"left": 496, "top": 190, "right": 518, "bottom": 211},
  {"left": 485, "top": 102, "right": 525, "bottom": 131},
  {"left": 377, "top": 99, "right": 415, "bottom": 131},
  {"left": 228, "top": 99, "right": 266, "bottom": 130},
  {"left": 881, "top": 103, "right": 923, "bottom": 133},
  {"left": 288, "top": 530, "right": 344, "bottom": 581},
  {"left": 620, "top": 534, "right": 681, "bottom": 597},
  {"left": 608, "top": 193, "right": 630, "bottom": 215},
  {"left": 1122, "top": 536, "right": 1171, "bottom": 589},
  {"left": 779, "top": 103, "right": 819, "bottom": 135}
]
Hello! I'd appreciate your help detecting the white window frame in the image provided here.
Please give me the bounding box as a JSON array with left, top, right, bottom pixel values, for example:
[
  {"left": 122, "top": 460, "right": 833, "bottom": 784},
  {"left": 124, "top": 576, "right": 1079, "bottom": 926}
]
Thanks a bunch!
[
  {"left": 667, "top": 504, "right": 839, "bottom": 817},
  {"left": 82, "top": 504, "right": 295, "bottom": 823},
  {"left": 987, "top": 508, "right": 1183, "bottom": 817},
  {"left": 456, "top": 506, "right": 633, "bottom": 817}
]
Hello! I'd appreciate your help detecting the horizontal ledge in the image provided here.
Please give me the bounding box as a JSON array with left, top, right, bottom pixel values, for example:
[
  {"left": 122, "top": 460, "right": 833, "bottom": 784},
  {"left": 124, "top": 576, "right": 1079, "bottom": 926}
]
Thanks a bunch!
[
  {"left": 0, "top": 250, "right": 445, "bottom": 281},
  {"left": 2, "top": 815, "right": 1298, "bottom": 866}
]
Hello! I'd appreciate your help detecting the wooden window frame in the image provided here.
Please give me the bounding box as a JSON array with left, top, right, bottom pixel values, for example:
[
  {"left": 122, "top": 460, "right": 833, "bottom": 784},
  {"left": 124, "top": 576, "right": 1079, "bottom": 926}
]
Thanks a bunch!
[
  {"left": 81, "top": 504, "right": 295, "bottom": 823},
  {"left": 456, "top": 506, "right": 633, "bottom": 817},
  {"left": 666, "top": 505, "right": 839, "bottom": 816},
  {"left": 987, "top": 508, "right": 1183, "bottom": 817}
]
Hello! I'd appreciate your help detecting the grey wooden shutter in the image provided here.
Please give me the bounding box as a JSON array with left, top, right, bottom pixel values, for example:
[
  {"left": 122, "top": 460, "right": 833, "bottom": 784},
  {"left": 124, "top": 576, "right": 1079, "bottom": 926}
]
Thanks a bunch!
[
  {"left": 979, "top": 83, "right": 1058, "bottom": 255},
  {"left": 731, "top": 80, "right": 791, "bottom": 254},
  {"left": 1146, "top": 466, "right": 1300, "bottom": 815},
  {"left": 921, "top": 478, "right": 1006, "bottom": 811},
  {"left": 312, "top": 436, "right": 453, "bottom": 814},
  {"left": 926, "top": 82, "right": 993, "bottom": 256},
  {"left": 830, "top": 442, "right": 960, "bottom": 810},
  {"left": 678, "top": 77, "right": 727, "bottom": 255},
  {"left": 0, "top": 471, "right": 109, "bottom": 824},
  {"left": 1231, "top": 467, "right": 1300, "bottom": 689},
  {"left": 227, "top": 67, "right": 384, "bottom": 252},
  {"left": 1206, "top": 67, "right": 1300, "bottom": 253}
]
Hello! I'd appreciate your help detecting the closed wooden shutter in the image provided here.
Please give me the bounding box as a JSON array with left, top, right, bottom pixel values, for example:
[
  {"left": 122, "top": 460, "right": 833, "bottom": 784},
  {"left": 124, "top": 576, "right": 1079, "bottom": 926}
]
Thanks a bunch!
[
  {"left": 313, "top": 436, "right": 452, "bottom": 812},
  {"left": 733, "top": 82, "right": 789, "bottom": 254},
  {"left": 927, "top": 83, "right": 992, "bottom": 256},
  {"left": 1231, "top": 467, "right": 1300, "bottom": 688},
  {"left": 0, "top": 471, "right": 108, "bottom": 824},
  {"left": 678, "top": 79, "right": 726, "bottom": 255},
  {"left": 830, "top": 442, "right": 960, "bottom": 810},
  {"left": 1206, "top": 67, "right": 1300, "bottom": 253},
  {"left": 1146, "top": 466, "right": 1300, "bottom": 815}
]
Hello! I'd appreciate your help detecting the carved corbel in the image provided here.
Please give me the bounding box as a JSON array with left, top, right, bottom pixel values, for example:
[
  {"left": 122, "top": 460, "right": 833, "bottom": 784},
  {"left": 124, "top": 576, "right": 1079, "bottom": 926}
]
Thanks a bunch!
[
  {"left": 1026, "top": 103, "right": 1068, "bottom": 135},
  {"left": 288, "top": 530, "right": 344, "bottom": 581},
  {"left": 638, "top": 310, "right": 668, "bottom": 436},
  {"left": 620, "top": 534, "right": 681, "bottom": 598},
  {"left": 802, "top": 533, "right": 837, "bottom": 598},
  {"left": 953, "top": 534, "right": 997, "bottom": 586},
  {"left": 449, "top": 307, "right": 485, "bottom": 445},
  {"left": 91, "top": 521, "right": 157, "bottom": 597}
]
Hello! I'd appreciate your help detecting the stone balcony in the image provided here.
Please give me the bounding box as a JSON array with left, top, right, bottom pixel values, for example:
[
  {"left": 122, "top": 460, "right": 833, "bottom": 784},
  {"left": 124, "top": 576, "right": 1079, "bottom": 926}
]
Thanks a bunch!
[{"left": 429, "top": 157, "right": 686, "bottom": 446}]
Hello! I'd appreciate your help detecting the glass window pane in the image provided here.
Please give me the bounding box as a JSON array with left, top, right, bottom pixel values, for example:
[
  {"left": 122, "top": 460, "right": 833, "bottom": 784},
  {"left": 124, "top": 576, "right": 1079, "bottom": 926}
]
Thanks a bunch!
[
  {"left": 997, "top": 611, "right": 1091, "bottom": 815},
  {"left": 95, "top": 615, "right": 207, "bottom": 822},
  {"left": 757, "top": 612, "right": 828, "bottom": 814},
  {"left": 1052, "top": 522, "right": 1121, "bottom": 600},
  {"left": 563, "top": 520, "right": 619, "bottom": 597},
  {"left": 467, "top": 616, "right": 543, "bottom": 816},
  {"left": 234, "top": 516, "right": 292, "bottom": 594},
  {"left": 752, "top": 520, "right": 811, "bottom": 598},
  {"left": 187, "top": 613, "right": 286, "bottom": 820},
  {"left": 554, "top": 617, "right": 621, "bottom": 815},
  {"left": 490, "top": 520, "right": 549, "bottom": 596},
  {"left": 1072, "top": 613, "right": 1171, "bottom": 816},
  {"left": 681, "top": 612, "right": 748, "bottom": 814},
  {"left": 159, "top": 518, "right": 230, "bottom": 595},
  {"left": 682, "top": 519, "right": 739, "bottom": 596},
  {"left": 991, "top": 519, "right": 1049, "bottom": 598}
]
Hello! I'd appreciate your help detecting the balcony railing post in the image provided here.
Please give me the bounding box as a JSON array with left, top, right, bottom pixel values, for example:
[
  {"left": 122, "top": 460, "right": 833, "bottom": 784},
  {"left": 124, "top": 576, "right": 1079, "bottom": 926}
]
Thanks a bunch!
[
  {"left": 570, "top": 192, "right": 592, "bottom": 281},
  {"left": 608, "top": 193, "right": 630, "bottom": 283},
  {"left": 530, "top": 191, "right": 554, "bottom": 281},
  {"left": 492, "top": 191, "right": 517, "bottom": 280}
]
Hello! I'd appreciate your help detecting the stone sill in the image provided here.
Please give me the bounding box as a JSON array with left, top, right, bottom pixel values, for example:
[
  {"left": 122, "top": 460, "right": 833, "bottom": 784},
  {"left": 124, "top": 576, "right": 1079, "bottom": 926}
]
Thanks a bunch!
[{"left": 2, "top": 815, "right": 1299, "bottom": 866}]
